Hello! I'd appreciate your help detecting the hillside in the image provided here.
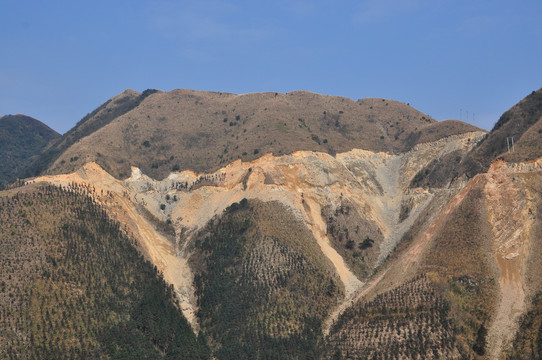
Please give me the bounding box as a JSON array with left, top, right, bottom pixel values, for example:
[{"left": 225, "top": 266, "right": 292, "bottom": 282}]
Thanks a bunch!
[
  {"left": 0, "top": 114, "right": 60, "bottom": 188},
  {"left": 0, "top": 183, "right": 209, "bottom": 359},
  {"left": 189, "top": 199, "right": 342, "bottom": 358},
  {"left": 461, "top": 87, "right": 542, "bottom": 177},
  {"left": 2, "top": 87, "right": 541, "bottom": 359},
  {"left": 28, "top": 127, "right": 488, "bottom": 358},
  {"left": 27, "top": 89, "right": 158, "bottom": 177},
  {"left": 41, "top": 89, "right": 481, "bottom": 180}
]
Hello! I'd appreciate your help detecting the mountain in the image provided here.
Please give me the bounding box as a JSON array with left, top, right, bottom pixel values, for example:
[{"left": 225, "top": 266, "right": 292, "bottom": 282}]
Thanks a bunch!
[
  {"left": 0, "top": 183, "right": 209, "bottom": 359},
  {"left": 2, "top": 87, "right": 541, "bottom": 359},
  {"left": 38, "top": 89, "right": 481, "bottom": 180},
  {"left": 0, "top": 114, "right": 60, "bottom": 188},
  {"left": 27, "top": 128, "right": 486, "bottom": 358},
  {"left": 461, "top": 87, "right": 542, "bottom": 177},
  {"left": 27, "top": 89, "right": 158, "bottom": 177}
]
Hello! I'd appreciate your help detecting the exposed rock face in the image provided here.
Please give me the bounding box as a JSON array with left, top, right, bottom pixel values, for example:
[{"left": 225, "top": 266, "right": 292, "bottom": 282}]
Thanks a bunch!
[
  {"left": 29, "top": 128, "right": 542, "bottom": 358},
  {"left": 484, "top": 159, "right": 540, "bottom": 359},
  {"left": 30, "top": 130, "right": 485, "bottom": 331}
]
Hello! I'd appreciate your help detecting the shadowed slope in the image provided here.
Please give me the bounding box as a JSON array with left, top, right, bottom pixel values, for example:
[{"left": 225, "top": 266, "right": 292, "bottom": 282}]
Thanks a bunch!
[
  {"left": 461, "top": 87, "right": 542, "bottom": 177},
  {"left": 0, "top": 114, "right": 60, "bottom": 188}
]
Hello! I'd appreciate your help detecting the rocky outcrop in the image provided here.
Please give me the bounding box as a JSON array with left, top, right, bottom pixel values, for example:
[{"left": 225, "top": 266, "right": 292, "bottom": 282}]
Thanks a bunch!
[{"left": 30, "top": 131, "right": 485, "bottom": 332}]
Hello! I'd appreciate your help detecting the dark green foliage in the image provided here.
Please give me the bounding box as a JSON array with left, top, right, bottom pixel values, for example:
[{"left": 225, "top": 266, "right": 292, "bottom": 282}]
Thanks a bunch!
[
  {"left": 359, "top": 237, "right": 374, "bottom": 250},
  {"left": 0, "top": 114, "right": 60, "bottom": 189},
  {"left": 191, "top": 199, "right": 341, "bottom": 359},
  {"left": 472, "top": 324, "right": 487, "bottom": 355},
  {"left": 508, "top": 293, "right": 542, "bottom": 359},
  {"left": 326, "top": 275, "right": 468, "bottom": 359},
  {"left": 0, "top": 184, "right": 209, "bottom": 359}
]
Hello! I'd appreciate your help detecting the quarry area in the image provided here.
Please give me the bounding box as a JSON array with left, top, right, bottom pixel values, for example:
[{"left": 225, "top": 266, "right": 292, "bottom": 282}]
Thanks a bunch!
[{"left": 29, "top": 129, "right": 542, "bottom": 358}]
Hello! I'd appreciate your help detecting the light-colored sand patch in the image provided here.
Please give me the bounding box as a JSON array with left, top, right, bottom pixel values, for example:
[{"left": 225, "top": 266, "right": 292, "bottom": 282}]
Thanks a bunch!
[{"left": 484, "top": 168, "right": 535, "bottom": 359}]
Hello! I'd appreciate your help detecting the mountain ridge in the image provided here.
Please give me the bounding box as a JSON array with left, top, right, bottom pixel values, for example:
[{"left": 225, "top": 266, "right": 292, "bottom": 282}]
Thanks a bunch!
[
  {"left": 460, "top": 87, "right": 542, "bottom": 177},
  {"left": 2, "top": 86, "right": 541, "bottom": 359},
  {"left": 33, "top": 88, "right": 482, "bottom": 180},
  {"left": 0, "top": 114, "right": 60, "bottom": 188}
]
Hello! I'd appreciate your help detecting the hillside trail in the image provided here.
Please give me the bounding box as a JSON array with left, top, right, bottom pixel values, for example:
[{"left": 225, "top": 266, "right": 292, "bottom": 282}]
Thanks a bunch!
[{"left": 484, "top": 163, "right": 535, "bottom": 360}]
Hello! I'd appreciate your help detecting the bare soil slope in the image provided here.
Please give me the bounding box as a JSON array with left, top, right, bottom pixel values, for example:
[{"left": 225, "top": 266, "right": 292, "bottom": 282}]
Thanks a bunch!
[{"left": 328, "top": 157, "right": 542, "bottom": 359}]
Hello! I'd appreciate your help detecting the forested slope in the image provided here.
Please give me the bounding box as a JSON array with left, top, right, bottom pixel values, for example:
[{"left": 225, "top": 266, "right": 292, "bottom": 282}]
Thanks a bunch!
[
  {"left": 189, "top": 199, "right": 343, "bottom": 359},
  {"left": 0, "top": 114, "right": 60, "bottom": 188},
  {"left": 0, "top": 184, "right": 209, "bottom": 359}
]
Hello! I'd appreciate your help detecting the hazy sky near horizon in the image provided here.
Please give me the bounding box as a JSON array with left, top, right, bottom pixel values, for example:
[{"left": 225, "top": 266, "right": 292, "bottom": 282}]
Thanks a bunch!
[{"left": 1, "top": 0, "right": 541, "bottom": 134}]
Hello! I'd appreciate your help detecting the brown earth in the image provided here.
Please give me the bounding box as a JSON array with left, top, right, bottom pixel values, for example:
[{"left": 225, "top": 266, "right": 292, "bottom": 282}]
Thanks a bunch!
[
  {"left": 42, "top": 89, "right": 482, "bottom": 180},
  {"left": 30, "top": 130, "right": 483, "bottom": 334}
]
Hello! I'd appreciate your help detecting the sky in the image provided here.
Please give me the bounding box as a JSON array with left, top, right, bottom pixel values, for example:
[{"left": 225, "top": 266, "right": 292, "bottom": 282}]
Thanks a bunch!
[{"left": 1, "top": 0, "right": 541, "bottom": 134}]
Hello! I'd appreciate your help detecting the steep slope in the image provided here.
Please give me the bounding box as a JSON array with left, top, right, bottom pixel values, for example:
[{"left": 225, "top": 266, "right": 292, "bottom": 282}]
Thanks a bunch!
[
  {"left": 0, "top": 183, "right": 209, "bottom": 359},
  {"left": 327, "top": 157, "right": 542, "bottom": 359},
  {"left": 27, "top": 89, "right": 158, "bottom": 177},
  {"left": 42, "top": 89, "right": 481, "bottom": 179},
  {"left": 0, "top": 114, "right": 60, "bottom": 188},
  {"left": 189, "top": 199, "right": 342, "bottom": 358},
  {"left": 461, "top": 87, "right": 542, "bottom": 177},
  {"left": 30, "top": 129, "right": 485, "bottom": 358}
]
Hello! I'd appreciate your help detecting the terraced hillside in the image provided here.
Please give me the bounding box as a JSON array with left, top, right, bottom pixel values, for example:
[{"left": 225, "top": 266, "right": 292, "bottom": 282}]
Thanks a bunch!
[
  {"left": 29, "top": 127, "right": 490, "bottom": 358},
  {"left": 189, "top": 200, "right": 342, "bottom": 358}
]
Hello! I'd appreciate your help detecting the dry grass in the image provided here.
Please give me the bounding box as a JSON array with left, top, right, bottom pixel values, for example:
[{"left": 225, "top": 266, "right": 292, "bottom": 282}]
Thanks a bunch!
[
  {"left": 45, "top": 89, "right": 480, "bottom": 180},
  {"left": 461, "top": 87, "right": 542, "bottom": 177}
]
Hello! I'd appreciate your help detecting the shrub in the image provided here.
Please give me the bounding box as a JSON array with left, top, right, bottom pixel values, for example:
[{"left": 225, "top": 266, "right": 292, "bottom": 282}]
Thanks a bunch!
[{"left": 359, "top": 237, "right": 374, "bottom": 250}]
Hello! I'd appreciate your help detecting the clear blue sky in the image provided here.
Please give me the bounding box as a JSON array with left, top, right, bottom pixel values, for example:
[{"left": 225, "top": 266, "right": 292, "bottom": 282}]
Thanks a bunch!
[{"left": 1, "top": 0, "right": 541, "bottom": 133}]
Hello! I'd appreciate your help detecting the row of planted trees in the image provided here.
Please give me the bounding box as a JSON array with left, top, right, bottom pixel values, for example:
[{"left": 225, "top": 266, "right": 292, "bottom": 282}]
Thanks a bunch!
[{"left": 0, "top": 184, "right": 209, "bottom": 359}]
